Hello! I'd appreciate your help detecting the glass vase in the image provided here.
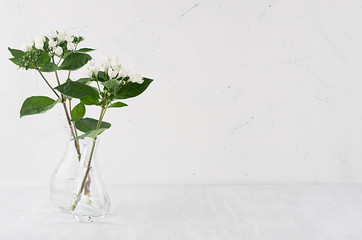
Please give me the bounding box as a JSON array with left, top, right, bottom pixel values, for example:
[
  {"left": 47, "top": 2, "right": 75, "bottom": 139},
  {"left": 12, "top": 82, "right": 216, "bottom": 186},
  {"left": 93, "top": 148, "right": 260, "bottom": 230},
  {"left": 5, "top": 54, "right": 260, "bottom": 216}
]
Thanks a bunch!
[
  {"left": 49, "top": 125, "right": 84, "bottom": 213},
  {"left": 71, "top": 137, "right": 110, "bottom": 222}
]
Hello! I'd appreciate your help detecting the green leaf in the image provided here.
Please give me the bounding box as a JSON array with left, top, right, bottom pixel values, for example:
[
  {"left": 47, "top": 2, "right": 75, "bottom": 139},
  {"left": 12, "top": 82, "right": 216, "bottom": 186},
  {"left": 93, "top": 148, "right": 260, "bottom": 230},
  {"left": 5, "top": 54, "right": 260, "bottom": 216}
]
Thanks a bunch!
[
  {"left": 108, "top": 102, "right": 128, "bottom": 108},
  {"left": 76, "top": 78, "right": 91, "bottom": 84},
  {"left": 59, "top": 53, "right": 92, "bottom": 71},
  {"left": 8, "top": 47, "right": 24, "bottom": 58},
  {"left": 37, "top": 51, "right": 51, "bottom": 64},
  {"left": 95, "top": 100, "right": 107, "bottom": 106},
  {"left": 101, "top": 79, "right": 121, "bottom": 91},
  {"left": 75, "top": 117, "right": 111, "bottom": 133},
  {"left": 9, "top": 57, "right": 21, "bottom": 67},
  {"left": 74, "top": 128, "right": 108, "bottom": 140},
  {"left": 55, "top": 81, "right": 99, "bottom": 102},
  {"left": 20, "top": 96, "right": 59, "bottom": 118},
  {"left": 115, "top": 77, "right": 153, "bottom": 99},
  {"left": 71, "top": 102, "right": 86, "bottom": 120},
  {"left": 39, "top": 62, "right": 58, "bottom": 72},
  {"left": 97, "top": 71, "right": 107, "bottom": 82},
  {"left": 76, "top": 48, "right": 95, "bottom": 53},
  {"left": 80, "top": 96, "right": 100, "bottom": 105}
]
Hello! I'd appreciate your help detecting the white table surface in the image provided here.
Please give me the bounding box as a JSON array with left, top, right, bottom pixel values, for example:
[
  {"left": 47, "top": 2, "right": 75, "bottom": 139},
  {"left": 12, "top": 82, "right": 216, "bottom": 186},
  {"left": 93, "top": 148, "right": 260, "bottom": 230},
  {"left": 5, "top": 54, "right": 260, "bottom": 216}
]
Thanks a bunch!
[{"left": 0, "top": 185, "right": 361, "bottom": 240}]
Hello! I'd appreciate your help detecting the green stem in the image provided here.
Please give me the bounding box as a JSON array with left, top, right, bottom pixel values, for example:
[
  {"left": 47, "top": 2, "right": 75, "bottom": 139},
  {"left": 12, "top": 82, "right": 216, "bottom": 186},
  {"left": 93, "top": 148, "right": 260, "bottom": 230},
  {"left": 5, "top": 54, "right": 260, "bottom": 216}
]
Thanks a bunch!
[
  {"left": 72, "top": 107, "right": 107, "bottom": 211},
  {"left": 69, "top": 99, "right": 81, "bottom": 161},
  {"left": 34, "top": 67, "right": 60, "bottom": 98},
  {"left": 50, "top": 57, "right": 81, "bottom": 160}
]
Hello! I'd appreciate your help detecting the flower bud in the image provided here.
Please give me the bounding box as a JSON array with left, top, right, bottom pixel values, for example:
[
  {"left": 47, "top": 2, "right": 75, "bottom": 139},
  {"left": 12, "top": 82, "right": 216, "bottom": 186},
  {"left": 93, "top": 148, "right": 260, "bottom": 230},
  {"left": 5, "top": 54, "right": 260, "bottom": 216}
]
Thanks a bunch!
[
  {"left": 65, "top": 35, "right": 74, "bottom": 43},
  {"left": 57, "top": 32, "right": 66, "bottom": 42},
  {"left": 88, "top": 59, "right": 96, "bottom": 67},
  {"left": 67, "top": 42, "right": 76, "bottom": 51},
  {"left": 108, "top": 68, "right": 118, "bottom": 79},
  {"left": 47, "top": 30, "right": 57, "bottom": 39},
  {"left": 34, "top": 39, "right": 44, "bottom": 50},
  {"left": 49, "top": 39, "right": 57, "bottom": 48},
  {"left": 129, "top": 74, "right": 143, "bottom": 84},
  {"left": 118, "top": 66, "right": 129, "bottom": 78},
  {"left": 54, "top": 46, "right": 63, "bottom": 55}
]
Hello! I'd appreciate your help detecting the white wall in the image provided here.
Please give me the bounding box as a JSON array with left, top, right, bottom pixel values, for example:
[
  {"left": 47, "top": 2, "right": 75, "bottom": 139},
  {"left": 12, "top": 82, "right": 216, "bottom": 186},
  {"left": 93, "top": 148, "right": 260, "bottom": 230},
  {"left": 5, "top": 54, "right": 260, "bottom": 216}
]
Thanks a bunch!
[{"left": 1, "top": 0, "right": 362, "bottom": 186}]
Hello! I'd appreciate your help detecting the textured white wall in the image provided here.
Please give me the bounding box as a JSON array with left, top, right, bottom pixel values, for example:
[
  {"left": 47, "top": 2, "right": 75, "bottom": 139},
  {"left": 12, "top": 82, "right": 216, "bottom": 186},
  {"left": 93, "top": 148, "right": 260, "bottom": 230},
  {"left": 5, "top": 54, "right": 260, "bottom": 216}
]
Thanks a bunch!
[{"left": 1, "top": 0, "right": 362, "bottom": 186}]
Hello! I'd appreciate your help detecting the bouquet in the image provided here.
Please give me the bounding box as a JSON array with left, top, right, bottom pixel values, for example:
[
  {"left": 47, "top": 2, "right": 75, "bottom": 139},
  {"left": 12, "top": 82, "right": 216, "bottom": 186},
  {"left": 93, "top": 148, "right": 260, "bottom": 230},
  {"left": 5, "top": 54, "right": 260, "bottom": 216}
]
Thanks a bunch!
[{"left": 8, "top": 30, "right": 153, "bottom": 222}]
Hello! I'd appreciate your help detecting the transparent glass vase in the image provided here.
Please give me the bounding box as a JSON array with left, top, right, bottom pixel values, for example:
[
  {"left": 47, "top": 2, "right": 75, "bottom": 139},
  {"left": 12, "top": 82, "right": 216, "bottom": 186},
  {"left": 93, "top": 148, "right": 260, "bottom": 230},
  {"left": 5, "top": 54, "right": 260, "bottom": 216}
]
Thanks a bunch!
[
  {"left": 71, "top": 137, "right": 110, "bottom": 223},
  {"left": 49, "top": 126, "right": 84, "bottom": 213}
]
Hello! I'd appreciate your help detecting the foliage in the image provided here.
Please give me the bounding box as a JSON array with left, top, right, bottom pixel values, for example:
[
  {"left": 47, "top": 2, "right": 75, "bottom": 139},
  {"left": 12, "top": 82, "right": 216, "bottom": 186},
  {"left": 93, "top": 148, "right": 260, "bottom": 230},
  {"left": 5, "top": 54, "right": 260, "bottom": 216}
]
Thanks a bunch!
[{"left": 9, "top": 30, "right": 153, "bottom": 140}]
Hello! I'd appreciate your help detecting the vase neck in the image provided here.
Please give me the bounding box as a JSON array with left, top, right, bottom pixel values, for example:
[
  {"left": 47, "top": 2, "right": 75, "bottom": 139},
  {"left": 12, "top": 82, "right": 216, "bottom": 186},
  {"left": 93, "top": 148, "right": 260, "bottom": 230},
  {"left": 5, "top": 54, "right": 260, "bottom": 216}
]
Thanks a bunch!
[{"left": 80, "top": 137, "right": 99, "bottom": 167}]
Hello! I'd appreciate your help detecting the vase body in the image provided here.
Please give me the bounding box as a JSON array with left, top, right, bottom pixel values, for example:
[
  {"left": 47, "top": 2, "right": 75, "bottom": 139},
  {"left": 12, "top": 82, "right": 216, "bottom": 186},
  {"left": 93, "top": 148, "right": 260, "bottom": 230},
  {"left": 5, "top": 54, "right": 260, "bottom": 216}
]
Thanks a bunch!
[
  {"left": 49, "top": 127, "right": 84, "bottom": 213},
  {"left": 72, "top": 137, "right": 110, "bottom": 222}
]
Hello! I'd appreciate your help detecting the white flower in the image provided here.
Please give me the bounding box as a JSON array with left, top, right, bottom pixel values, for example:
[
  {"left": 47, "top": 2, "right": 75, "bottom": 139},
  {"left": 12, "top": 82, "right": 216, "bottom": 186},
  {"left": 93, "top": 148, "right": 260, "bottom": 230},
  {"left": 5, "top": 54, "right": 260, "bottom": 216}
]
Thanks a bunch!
[
  {"left": 108, "top": 68, "right": 118, "bottom": 79},
  {"left": 33, "top": 34, "right": 45, "bottom": 50},
  {"left": 86, "top": 65, "right": 99, "bottom": 77},
  {"left": 88, "top": 59, "right": 96, "bottom": 67},
  {"left": 57, "top": 32, "right": 66, "bottom": 42},
  {"left": 28, "top": 37, "right": 35, "bottom": 45},
  {"left": 111, "top": 56, "right": 120, "bottom": 67},
  {"left": 101, "top": 56, "right": 113, "bottom": 70},
  {"left": 105, "top": 56, "right": 112, "bottom": 63},
  {"left": 101, "top": 61, "right": 111, "bottom": 70},
  {"left": 67, "top": 42, "right": 76, "bottom": 51},
  {"left": 54, "top": 46, "right": 63, "bottom": 55},
  {"left": 49, "top": 39, "right": 57, "bottom": 48},
  {"left": 36, "top": 34, "right": 45, "bottom": 43},
  {"left": 86, "top": 60, "right": 99, "bottom": 77},
  {"left": 86, "top": 69, "right": 93, "bottom": 77},
  {"left": 46, "top": 30, "right": 57, "bottom": 39},
  {"left": 34, "top": 39, "right": 44, "bottom": 50},
  {"left": 93, "top": 66, "right": 100, "bottom": 76},
  {"left": 118, "top": 66, "right": 129, "bottom": 78},
  {"left": 22, "top": 43, "right": 31, "bottom": 51},
  {"left": 65, "top": 35, "right": 74, "bottom": 43},
  {"left": 129, "top": 74, "right": 143, "bottom": 84}
]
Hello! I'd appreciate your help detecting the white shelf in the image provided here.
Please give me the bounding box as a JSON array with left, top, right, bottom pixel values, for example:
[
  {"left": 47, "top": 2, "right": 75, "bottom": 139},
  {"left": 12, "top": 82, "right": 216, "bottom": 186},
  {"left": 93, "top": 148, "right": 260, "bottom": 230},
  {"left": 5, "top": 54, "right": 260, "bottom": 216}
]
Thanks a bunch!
[{"left": 0, "top": 185, "right": 360, "bottom": 239}]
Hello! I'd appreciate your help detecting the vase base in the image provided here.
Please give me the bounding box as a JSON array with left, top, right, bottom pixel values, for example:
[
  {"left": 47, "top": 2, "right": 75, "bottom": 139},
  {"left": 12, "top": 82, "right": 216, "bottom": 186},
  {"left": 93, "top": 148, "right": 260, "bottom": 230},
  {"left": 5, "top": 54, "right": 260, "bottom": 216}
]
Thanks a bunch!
[{"left": 73, "top": 213, "right": 107, "bottom": 223}]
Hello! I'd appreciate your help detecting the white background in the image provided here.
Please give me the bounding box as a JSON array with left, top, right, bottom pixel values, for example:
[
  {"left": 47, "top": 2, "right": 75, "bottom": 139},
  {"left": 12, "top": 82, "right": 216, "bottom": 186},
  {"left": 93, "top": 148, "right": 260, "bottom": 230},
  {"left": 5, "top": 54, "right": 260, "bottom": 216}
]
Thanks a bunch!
[{"left": 1, "top": 0, "right": 362, "bottom": 186}]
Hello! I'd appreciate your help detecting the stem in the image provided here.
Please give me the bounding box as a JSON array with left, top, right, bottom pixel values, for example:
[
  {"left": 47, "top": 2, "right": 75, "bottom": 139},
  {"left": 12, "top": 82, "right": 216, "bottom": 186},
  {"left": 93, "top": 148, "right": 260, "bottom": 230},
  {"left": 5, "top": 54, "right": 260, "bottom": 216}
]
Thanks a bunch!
[
  {"left": 50, "top": 57, "right": 81, "bottom": 160},
  {"left": 69, "top": 99, "right": 81, "bottom": 161},
  {"left": 34, "top": 67, "right": 60, "bottom": 98},
  {"left": 54, "top": 70, "right": 61, "bottom": 86},
  {"left": 62, "top": 102, "right": 81, "bottom": 159},
  {"left": 72, "top": 107, "right": 107, "bottom": 211}
]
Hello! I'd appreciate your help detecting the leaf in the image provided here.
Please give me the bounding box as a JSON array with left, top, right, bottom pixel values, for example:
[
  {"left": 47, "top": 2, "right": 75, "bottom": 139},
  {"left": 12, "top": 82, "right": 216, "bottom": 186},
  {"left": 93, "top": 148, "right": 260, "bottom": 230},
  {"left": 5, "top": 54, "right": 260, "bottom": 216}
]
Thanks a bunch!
[
  {"left": 20, "top": 96, "right": 59, "bottom": 118},
  {"left": 75, "top": 118, "right": 111, "bottom": 133},
  {"left": 37, "top": 51, "right": 51, "bottom": 64},
  {"left": 8, "top": 47, "right": 24, "bottom": 58},
  {"left": 59, "top": 53, "right": 92, "bottom": 71},
  {"left": 101, "top": 79, "right": 121, "bottom": 91},
  {"left": 80, "top": 96, "right": 100, "bottom": 105},
  {"left": 108, "top": 102, "right": 128, "bottom": 108},
  {"left": 95, "top": 100, "right": 107, "bottom": 106},
  {"left": 55, "top": 81, "right": 99, "bottom": 102},
  {"left": 9, "top": 57, "right": 21, "bottom": 67},
  {"left": 76, "top": 78, "right": 91, "bottom": 84},
  {"left": 115, "top": 77, "right": 153, "bottom": 99},
  {"left": 74, "top": 128, "right": 108, "bottom": 140},
  {"left": 97, "top": 71, "right": 108, "bottom": 82},
  {"left": 39, "top": 62, "right": 58, "bottom": 72},
  {"left": 71, "top": 102, "right": 86, "bottom": 120},
  {"left": 76, "top": 48, "right": 95, "bottom": 53}
]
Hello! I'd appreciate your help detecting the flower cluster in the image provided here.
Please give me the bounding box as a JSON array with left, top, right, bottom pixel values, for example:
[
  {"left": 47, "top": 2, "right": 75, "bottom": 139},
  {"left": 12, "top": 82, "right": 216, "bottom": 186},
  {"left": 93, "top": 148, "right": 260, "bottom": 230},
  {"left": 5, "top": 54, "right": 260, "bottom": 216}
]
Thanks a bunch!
[
  {"left": 86, "top": 56, "right": 144, "bottom": 84},
  {"left": 23, "top": 30, "right": 84, "bottom": 56}
]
